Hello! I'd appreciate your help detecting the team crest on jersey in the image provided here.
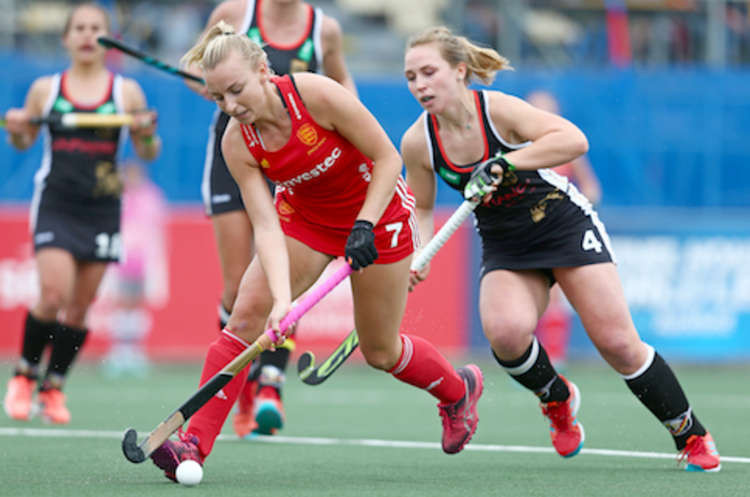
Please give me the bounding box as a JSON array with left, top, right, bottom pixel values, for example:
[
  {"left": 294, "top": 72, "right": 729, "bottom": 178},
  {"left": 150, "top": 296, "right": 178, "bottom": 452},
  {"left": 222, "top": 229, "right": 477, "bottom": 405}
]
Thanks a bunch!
[
  {"left": 260, "top": 158, "right": 270, "bottom": 169},
  {"left": 290, "top": 58, "right": 309, "bottom": 73},
  {"left": 278, "top": 199, "right": 295, "bottom": 215},
  {"left": 93, "top": 161, "right": 123, "bottom": 197},
  {"left": 530, "top": 190, "right": 563, "bottom": 223},
  {"left": 297, "top": 123, "right": 318, "bottom": 146}
]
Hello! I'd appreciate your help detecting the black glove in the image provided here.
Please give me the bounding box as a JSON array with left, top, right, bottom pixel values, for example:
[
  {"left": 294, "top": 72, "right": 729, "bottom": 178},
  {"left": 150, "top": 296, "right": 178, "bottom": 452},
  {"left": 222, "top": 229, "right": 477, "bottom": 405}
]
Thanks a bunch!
[
  {"left": 345, "top": 220, "right": 378, "bottom": 270},
  {"left": 463, "top": 154, "right": 512, "bottom": 200}
]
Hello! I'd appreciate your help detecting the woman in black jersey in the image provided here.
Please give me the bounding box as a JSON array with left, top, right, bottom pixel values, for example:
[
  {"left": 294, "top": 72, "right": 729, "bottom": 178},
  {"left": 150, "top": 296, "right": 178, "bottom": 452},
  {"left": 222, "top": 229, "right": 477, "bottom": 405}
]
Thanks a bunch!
[
  {"left": 2, "top": 3, "right": 160, "bottom": 425},
  {"left": 400, "top": 26, "right": 720, "bottom": 472},
  {"left": 185, "top": 0, "right": 356, "bottom": 438}
]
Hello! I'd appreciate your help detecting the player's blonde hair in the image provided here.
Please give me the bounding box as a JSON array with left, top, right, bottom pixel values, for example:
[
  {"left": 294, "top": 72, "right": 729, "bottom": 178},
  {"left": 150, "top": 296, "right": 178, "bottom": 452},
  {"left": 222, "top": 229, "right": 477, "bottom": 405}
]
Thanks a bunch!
[
  {"left": 181, "top": 20, "right": 268, "bottom": 72},
  {"left": 407, "top": 26, "right": 512, "bottom": 85}
]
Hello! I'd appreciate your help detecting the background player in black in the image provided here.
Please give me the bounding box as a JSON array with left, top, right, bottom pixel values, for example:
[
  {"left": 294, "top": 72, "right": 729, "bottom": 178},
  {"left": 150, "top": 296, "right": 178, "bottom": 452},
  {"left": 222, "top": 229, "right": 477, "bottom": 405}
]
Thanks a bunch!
[
  {"left": 2, "top": 3, "right": 159, "bottom": 424},
  {"left": 401, "top": 26, "right": 720, "bottom": 472},
  {"left": 185, "top": 0, "right": 356, "bottom": 438}
]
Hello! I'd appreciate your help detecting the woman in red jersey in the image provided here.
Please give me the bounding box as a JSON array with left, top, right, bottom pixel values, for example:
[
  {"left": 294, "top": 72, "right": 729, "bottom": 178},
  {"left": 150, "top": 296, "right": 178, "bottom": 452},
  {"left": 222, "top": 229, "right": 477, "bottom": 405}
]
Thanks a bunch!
[
  {"left": 186, "top": 0, "right": 358, "bottom": 438},
  {"left": 145, "top": 21, "right": 484, "bottom": 482}
]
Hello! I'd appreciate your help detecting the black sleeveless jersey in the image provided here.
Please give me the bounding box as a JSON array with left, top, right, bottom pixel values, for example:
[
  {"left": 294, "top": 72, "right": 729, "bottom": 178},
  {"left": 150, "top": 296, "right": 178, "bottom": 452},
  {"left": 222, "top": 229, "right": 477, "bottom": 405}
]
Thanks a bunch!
[
  {"left": 37, "top": 71, "right": 127, "bottom": 206},
  {"left": 244, "top": 0, "right": 323, "bottom": 75},
  {"left": 424, "top": 90, "right": 576, "bottom": 237}
]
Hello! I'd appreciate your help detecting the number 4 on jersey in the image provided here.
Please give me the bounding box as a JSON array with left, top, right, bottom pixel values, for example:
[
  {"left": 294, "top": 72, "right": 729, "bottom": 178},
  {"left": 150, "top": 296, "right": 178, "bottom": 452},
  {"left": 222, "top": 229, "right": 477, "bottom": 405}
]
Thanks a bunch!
[{"left": 582, "top": 229, "right": 602, "bottom": 253}]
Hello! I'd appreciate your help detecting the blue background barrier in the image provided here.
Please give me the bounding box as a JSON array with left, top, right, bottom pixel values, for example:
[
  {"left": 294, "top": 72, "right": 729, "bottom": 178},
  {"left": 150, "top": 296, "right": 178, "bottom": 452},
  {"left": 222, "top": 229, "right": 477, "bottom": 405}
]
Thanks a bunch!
[{"left": 2, "top": 55, "right": 750, "bottom": 208}]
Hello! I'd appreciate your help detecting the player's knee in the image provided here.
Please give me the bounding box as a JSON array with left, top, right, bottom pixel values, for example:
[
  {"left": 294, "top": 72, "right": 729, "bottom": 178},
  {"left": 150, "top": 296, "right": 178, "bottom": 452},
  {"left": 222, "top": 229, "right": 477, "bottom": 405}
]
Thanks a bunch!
[
  {"left": 221, "top": 286, "right": 239, "bottom": 310},
  {"left": 227, "top": 296, "right": 271, "bottom": 334},
  {"left": 483, "top": 315, "right": 536, "bottom": 356},
  {"left": 37, "top": 285, "right": 67, "bottom": 316},
  {"left": 62, "top": 305, "right": 88, "bottom": 327},
  {"left": 593, "top": 330, "right": 644, "bottom": 372},
  {"left": 360, "top": 345, "right": 398, "bottom": 371}
]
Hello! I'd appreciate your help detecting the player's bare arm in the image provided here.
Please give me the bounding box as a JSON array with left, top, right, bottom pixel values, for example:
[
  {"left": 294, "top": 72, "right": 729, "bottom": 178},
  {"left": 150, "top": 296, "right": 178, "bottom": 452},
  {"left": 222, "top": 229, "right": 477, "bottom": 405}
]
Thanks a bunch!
[
  {"left": 401, "top": 117, "right": 437, "bottom": 238},
  {"left": 487, "top": 92, "right": 588, "bottom": 170},
  {"left": 4, "top": 76, "right": 51, "bottom": 149},
  {"left": 295, "top": 73, "right": 400, "bottom": 225},
  {"left": 401, "top": 117, "right": 437, "bottom": 289},
  {"left": 122, "top": 78, "right": 160, "bottom": 161},
  {"left": 319, "top": 15, "right": 357, "bottom": 96}
]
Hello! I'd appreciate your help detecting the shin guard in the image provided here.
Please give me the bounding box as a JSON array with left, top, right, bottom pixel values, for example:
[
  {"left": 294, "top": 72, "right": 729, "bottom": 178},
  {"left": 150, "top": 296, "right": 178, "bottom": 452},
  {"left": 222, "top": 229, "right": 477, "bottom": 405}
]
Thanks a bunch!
[{"left": 187, "top": 330, "right": 252, "bottom": 457}]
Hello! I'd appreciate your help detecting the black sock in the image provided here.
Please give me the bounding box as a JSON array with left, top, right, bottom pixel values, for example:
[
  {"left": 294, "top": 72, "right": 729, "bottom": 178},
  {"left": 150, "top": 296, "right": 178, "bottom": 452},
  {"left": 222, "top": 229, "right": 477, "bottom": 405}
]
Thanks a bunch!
[
  {"left": 625, "top": 348, "right": 706, "bottom": 450},
  {"left": 493, "top": 337, "right": 569, "bottom": 403},
  {"left": 218, "top": 303, "right": 231, "bottom": 330},
  {"left": 42, "top": 324, "right": 88, "bottom": 390},
  {"left": 258, "top": 348, "right": 290, "bottom": 373},
  {"left": 16, "top": 311, "right": 57, "bottom": 378},
  {"left": 248, "top": 349, "right": 290, "bottom": 396}
]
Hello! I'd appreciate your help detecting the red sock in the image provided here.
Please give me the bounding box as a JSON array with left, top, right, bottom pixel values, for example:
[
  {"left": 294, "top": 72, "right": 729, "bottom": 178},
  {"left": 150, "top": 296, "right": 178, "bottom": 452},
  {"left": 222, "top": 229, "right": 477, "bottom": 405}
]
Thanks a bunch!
[
  {"left": 388, "top": 334, "right": 464, "bottom": 404},
  {"left": 535, "top": 305, "right": 571, "bottom": 365},
  {"left": 237, "top": 373, "right": 256, "bottom": 412},
  {"left": 187, "top": 329, "right": 251, "bottom": 457}
]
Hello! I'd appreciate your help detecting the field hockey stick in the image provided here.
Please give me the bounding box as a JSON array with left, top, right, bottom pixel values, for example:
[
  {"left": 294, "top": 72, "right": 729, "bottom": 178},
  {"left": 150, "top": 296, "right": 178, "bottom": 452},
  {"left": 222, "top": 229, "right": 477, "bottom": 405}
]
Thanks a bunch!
[
  {"left": 0, "top": 113, "right": 140, "bottom": 128},
  {"left": 121, "top": 263, "right": 353, "bottom": 464},
  {"left": 297, "top": 198, "right": 480, "bottom": 385},
  {"left": 97, "top": 36, "right": 204, "bottom": 84}
]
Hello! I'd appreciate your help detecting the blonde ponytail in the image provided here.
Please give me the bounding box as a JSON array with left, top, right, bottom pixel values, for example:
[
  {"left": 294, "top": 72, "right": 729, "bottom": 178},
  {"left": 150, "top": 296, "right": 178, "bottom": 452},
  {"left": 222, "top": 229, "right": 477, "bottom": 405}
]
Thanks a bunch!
[
  {"left": 181, "top": 20, "right": 267, "bottom": 73},
  {"left": 407, "top": 26, "right": 512, "bottom": 85}
]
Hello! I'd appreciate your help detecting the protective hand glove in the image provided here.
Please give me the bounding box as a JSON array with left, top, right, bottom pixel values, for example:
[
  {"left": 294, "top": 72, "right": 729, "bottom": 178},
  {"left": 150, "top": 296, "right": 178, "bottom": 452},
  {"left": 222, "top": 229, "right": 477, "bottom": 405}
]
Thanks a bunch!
[
  {"left": 345, "top": 220, "right": 378, "bottom": 270},
  {"left": 463, "top": 154, "right": 513, "bottom": 201}
]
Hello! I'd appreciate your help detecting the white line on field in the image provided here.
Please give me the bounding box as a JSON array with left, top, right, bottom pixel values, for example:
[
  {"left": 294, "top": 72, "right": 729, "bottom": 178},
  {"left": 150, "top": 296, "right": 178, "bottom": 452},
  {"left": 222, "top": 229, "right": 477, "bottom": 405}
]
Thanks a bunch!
[{"left": 0, "top": 427, "right": 748, "bottom": 465}]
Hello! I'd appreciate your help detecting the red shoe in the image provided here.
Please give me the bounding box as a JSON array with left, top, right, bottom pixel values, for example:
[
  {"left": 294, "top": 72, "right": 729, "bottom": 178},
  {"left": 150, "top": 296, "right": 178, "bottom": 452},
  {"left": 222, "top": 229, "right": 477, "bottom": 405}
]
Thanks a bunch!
[
  {"left": 3, "top": 375, "right": 35, "bottom": 421},
  {"left": 679, "top": 432, "right": 721, "bottom": 472},
  {"left": 150, "top": 430, "right": 204, "bottom": 482},
  {"left": 540, "top": 376, "right": 584, "bottom": 458},
  {"left": 437, "top": 364, "right": 483, "bottom": 454},
  {"left": 232, "top": 379, "right": 257, "bottom": 437},
  {"left": 37, "top": 388, "right": 71, "bottom": 424}
]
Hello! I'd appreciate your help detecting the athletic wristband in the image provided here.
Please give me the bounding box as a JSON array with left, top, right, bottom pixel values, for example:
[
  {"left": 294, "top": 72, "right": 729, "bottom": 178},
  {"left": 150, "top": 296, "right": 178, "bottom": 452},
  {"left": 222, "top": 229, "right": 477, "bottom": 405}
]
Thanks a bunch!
[
  {"left": 501, "top": 155, "right": 516, "bottom": 172},
  {"left": 352, "top": 219, "right": 374, "bottom": 231}
]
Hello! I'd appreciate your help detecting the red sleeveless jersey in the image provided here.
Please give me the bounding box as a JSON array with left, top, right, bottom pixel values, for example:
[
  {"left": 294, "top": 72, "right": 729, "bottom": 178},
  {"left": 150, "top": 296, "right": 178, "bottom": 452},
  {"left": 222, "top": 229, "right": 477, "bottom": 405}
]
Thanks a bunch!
[{"left": 239, "top": 75, "right": 416, "bottom": 262}]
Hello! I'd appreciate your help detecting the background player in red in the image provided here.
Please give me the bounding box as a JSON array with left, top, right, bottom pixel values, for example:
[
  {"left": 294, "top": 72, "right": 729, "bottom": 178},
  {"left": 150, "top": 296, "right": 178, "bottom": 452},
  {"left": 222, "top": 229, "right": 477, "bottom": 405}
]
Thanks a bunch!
[
  {"left": 401, "top": 26, "right": 719, "bottom": 472},
  {"left": 526, "top": 89, "right": 602, "bottom": 368},
  {"left": 187, "top": 0, "right": 357, "bottom": 438},
  {"left": 2, "top": 2, "right": 159, "bottom": 424},
  {"left": 147, "top": 22, "right": 483, "bottom": 482}
]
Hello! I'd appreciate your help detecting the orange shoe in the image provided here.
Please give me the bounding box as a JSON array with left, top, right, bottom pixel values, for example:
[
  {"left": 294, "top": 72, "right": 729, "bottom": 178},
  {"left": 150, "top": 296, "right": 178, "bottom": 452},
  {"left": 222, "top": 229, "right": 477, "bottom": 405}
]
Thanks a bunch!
[
  {"left": 540, "top": 376, "right": 584, "bottom": 458},
  {"left": 3, "top": 375, "right": 35, "bottom": 421},
  {"left": 679, "top": 432, "right": 721, "bottom": 472},
  {"left": 232, "top": 379, "right": 257, "bottom": 437},
  {"left": 37, "top": 388, "right": 71, "bottom": 424}
]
